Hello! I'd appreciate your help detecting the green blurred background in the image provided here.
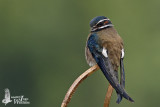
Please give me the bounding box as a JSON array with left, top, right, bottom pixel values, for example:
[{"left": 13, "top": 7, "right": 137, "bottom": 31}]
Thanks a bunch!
[{"left": 0, "top": 0, "right": 160, "bottom": 107}]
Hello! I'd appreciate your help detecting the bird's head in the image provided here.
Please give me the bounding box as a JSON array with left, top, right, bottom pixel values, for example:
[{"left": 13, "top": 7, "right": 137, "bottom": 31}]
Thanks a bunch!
[{"left": 90, "top": 16, "right": 113, "bottom": 32}]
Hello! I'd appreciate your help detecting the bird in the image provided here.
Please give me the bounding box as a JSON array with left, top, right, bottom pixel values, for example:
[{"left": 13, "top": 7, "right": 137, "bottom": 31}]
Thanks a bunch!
[
  {"left": 85, "top": 16, "right": 134, "bottom": 103},
  {"left": 2, "top": 88, "right": 12, "bottom": 105}
]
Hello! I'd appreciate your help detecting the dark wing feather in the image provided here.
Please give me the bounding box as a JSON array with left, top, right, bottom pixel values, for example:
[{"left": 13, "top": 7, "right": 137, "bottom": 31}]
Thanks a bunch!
[
  {"left": 120, "top": 58, "right": 125, "bottom": 88},
  {"left": 117, "top": 58, "right": 126, "bottom": 103}
]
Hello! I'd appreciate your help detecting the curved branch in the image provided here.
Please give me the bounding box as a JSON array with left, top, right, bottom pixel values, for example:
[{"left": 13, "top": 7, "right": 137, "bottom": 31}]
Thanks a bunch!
[
  {"left": 104, "top": 84, "right": 113, "bottom": 107},
  {"left": 61, "top": 64, "right": 114, "bottom": 107},
  {"left": 61, "top": 64, "right": 99, "bottom": 107}
]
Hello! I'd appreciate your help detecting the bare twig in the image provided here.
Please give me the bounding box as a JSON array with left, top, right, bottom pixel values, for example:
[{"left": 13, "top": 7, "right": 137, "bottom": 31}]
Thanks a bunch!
[
  {"left": 61, "top": 64, "right": 99, "bottom": 107},
  {"left": 104, "top": 84, "right": 113, "bottom": 107}
]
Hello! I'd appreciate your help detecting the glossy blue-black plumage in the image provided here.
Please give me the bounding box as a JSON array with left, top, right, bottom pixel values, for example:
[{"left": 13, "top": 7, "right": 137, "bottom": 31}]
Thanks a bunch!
[{"left": 87, "top": 33, "right": 101, "bottom": 62}]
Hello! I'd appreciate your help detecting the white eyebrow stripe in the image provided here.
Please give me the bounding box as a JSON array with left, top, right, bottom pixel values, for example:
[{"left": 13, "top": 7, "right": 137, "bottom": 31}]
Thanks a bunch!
[
  {"left": 121, "top": 49, "right": 124, "bottom": 58},
  {"left": 102, "top": 47, "right": 108, "bottom": 58}
]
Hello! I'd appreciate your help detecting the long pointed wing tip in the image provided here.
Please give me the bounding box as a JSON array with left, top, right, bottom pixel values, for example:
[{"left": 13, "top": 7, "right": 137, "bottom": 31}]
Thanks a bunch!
[
  {"left": 130, "top": 100, "right": 135, "bottom": 103},
  {"left": 116, "top": 97, "right": 134, "bottom": 104},
  {"left": 128, "top": 97, "right": 135, "bottom": 103}
]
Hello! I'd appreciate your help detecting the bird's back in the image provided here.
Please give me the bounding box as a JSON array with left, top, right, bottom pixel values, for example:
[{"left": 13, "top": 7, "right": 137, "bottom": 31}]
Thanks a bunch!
[{"left": 97, "top": 27, "right": 123, "bottom": 71}]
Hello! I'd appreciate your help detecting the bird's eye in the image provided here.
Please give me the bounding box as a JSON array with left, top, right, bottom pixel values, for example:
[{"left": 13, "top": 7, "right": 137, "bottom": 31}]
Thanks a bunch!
[
  {"left": 104, "top": 20, "right": 109, "bottom": 24},
  {"left": 97, "top": 22, "right": 104, "bottom": 27}
]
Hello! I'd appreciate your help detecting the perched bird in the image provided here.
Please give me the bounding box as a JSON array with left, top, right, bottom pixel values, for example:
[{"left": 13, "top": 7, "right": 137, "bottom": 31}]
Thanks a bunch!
[{"left": 85, "top": 16, "right": 134, "bottom": 103}]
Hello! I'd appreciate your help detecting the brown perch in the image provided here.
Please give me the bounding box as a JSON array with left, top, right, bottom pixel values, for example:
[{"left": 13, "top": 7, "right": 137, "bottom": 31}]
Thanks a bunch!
[
  {"left": 104, "top": 84, "right": 113, "bottom": 107},
  {"left": 61, "top": 64, "right": 113, "bottom": 107}
]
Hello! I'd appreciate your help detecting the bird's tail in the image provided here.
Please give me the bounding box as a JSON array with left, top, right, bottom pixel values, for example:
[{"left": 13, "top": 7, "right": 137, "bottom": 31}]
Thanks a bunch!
[
  {"left": 116, "top": 93, "right": 122, "bottom": 104},
  {"left": 116, "top": 89, "right": 134, "bottom": 103},
  {"left": 114, "top": 71, "right": 123, "bottom": 103},
  {"left": 97, "top": 56, "right": 134, "bottom": 103}
]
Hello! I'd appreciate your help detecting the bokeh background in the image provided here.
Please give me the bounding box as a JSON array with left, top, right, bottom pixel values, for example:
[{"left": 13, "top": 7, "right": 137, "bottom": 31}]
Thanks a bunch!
[{"left": 0, "top": 0, "right": 160, "bottom": 107}]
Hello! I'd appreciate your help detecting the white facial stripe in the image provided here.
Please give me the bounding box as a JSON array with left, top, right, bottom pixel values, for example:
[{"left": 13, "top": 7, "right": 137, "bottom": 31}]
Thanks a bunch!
[
  {"left": 91, "top": 24, "right": 113, "bottom": 32},
  {"left": 121, "top": 49, "right": 124, "bottom": 58},
  {"left": 99, "top": 24, "right": 113, "bottom": 29},
  {"left": 102, "top": 47, "right": 108, "bottom": 58},
  {"left": 97, "top": 19, "right": 110, "bottom": 24}
]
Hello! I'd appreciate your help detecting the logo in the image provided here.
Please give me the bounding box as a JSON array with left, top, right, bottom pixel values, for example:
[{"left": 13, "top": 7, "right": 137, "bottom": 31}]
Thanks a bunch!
[
  {"left": 2, "top": 88, "right": 30, "bottom": 106},
  {"left": 2, "top": 88, "right": 12, "bottom": 105}
]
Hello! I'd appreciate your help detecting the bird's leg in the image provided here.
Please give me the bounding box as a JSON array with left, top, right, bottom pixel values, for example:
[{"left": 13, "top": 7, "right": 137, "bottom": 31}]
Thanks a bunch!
[{"left": 61, "top": 64, "right": 99, "bottom": 107}]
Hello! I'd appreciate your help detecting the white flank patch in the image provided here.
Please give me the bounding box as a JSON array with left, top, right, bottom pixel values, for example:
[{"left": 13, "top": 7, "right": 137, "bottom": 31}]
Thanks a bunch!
[
  {"left": 102, "top": 47, "right": 108, "bottom": 57},
  {"left": 121, "top": 49, "right": 124, "bottom": 58}
]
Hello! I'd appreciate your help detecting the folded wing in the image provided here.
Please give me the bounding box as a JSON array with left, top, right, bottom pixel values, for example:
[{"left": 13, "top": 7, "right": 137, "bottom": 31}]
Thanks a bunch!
[{"left": 87, "top": 33, "right": 134, "bottom": 103}]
